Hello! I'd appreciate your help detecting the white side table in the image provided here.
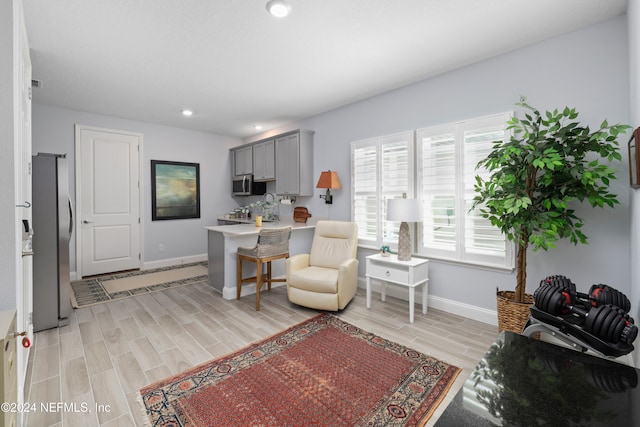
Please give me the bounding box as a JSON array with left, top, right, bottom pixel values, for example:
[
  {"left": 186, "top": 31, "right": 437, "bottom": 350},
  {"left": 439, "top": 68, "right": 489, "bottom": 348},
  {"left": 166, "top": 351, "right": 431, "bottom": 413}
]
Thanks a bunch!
[{"left": 365, "top": 253, "right": 429, "bottom": 323}]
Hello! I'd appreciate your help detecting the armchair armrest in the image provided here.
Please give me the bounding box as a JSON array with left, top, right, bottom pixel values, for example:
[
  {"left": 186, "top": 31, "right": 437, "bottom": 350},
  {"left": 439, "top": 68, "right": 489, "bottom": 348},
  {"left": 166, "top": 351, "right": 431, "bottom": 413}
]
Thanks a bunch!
[
  {"left": 338, "top": 258, "right": 358, "bottom": 284},
  {"left": 337, "top": 258, "right": 359, "bottom": 309},
  {"left": 287, "top": 253, "right": 310, "bottom": 276}
]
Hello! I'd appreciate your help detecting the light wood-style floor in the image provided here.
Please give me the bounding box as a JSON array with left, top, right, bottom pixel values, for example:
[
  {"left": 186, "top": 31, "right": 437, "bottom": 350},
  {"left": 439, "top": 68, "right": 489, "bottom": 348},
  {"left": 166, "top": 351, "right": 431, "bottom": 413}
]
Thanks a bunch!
[{"left": 25, "top": 282, "right": 498, "bottom": 427}]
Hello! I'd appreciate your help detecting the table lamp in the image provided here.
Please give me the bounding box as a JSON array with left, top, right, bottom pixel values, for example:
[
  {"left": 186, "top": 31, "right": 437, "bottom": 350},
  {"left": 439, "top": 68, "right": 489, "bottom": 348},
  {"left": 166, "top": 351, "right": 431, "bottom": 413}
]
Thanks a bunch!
[{"left": 387, "top": 194, "right": 421, "bottom": 261}]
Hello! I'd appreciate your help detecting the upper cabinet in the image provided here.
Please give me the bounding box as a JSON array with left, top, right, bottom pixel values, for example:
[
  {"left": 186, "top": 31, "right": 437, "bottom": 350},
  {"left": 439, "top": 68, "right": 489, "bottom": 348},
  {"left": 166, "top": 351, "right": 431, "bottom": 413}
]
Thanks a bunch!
[
  {"left": 232, "top": 145, "right": 253, "bottom": 176},
  {"left": 253, "top": 139, "right": 275, "bottom": 181},
  {"left": 231, "top": 129, "right": 314, "bottom": 195},
  {"left": 275, "top": 130, "right": 314, "bottom": 196}
]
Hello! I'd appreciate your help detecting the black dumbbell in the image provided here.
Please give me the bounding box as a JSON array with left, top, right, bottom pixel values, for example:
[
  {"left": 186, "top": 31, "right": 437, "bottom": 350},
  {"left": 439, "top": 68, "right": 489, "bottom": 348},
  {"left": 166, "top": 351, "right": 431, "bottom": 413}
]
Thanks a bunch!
[
  {"left": 534, "top": 284, "right": 637, "bottom": 345},
  {"left": 540, "top": 275, "right": 631, "bottom": 312},
  {"left": 587, "top": 284, "right": 631, "bottom": 312},
  {"left": 540, "top": 275, "right": 578, "bottom": 305}
]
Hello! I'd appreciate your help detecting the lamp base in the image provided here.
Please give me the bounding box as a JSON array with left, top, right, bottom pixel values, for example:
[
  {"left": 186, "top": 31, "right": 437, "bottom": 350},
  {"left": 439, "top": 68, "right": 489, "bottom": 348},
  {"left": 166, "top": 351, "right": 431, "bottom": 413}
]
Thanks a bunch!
[
  {"left": 319, "top": 189, "right": 333, "bottom": 204},
  {"left": 397, "top": 221, "right": 411, "bottom": 261}
]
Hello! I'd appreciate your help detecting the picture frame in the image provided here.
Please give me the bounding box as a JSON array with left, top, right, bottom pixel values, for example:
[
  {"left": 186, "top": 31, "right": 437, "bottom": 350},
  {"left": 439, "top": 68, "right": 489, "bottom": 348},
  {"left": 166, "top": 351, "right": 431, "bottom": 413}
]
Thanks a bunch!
[
  {"left": 151, "top": 160, "right": 201, "bottom": 220},
  {"left": 629, "top": 128, "right": 640, "bottom": 189}
]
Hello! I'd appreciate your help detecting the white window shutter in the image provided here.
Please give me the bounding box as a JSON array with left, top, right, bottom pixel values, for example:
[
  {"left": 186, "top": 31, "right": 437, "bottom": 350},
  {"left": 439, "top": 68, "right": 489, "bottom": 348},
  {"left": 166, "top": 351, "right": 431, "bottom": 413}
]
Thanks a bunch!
[{"left": 352, "top": 140, "right": 379, "bottom": 245}]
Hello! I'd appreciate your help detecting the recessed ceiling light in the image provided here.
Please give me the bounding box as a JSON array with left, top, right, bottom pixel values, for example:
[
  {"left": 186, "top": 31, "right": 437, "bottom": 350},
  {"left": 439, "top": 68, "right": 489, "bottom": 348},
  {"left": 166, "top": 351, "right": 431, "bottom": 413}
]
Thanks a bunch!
[
  {"left": 266, "top": 0, "right": 291, "bottom": 18},
  {"left": 181, "top": 109, "right": 193, "bottom": 116},
  {"left": 254, "top": 124, "right": 263, "bottom": 130}
]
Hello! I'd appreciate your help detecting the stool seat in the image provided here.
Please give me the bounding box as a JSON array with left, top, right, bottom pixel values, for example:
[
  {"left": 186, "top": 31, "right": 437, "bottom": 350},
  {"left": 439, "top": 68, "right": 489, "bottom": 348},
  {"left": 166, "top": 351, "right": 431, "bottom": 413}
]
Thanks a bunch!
[{"left": 237, "top": 227, "right": 291, "bottom": 310}]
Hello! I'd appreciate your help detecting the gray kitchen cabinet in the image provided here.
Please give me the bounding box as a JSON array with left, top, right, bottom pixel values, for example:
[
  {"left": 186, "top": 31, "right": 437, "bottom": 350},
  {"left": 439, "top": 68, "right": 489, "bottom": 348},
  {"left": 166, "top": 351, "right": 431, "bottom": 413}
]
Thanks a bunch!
[
  {"left": 253, "top": 139, "right": 275, "bottom": 181},
  {"left": 275, "top": 130, "right": 314, "bottom": 196},
  {"left": 232, "top": 145, "right": 253, "bottom": 176}
]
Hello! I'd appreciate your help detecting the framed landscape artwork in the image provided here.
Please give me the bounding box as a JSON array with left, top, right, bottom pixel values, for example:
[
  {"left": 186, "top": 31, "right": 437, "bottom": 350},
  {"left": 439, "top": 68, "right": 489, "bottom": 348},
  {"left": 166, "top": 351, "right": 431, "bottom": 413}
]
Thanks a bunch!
[{"left": 151, "top": 160, "right": 201, "bottom": 220}]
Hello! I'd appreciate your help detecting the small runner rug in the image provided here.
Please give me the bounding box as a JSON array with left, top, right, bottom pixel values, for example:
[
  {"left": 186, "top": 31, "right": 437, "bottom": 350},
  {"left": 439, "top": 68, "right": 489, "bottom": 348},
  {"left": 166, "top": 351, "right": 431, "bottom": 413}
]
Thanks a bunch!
[
  {"left": 70, "top": 262, "right": 208, "bottom": 308},
  {"left": 138, "top": 313, "right": 461, "bottom": 427}
]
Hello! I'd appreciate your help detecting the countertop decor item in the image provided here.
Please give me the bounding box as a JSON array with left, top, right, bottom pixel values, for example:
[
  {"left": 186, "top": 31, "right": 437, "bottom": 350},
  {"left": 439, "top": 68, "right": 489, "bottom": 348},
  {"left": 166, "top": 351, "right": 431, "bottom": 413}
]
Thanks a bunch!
[
  {"left": 472, "top": 96, "right": 630, "bottom": 333},
  {"left": 387, "top": 193, "right": 421, "bottom": 261},
  {"left": 293, "top": 206, "right": 312, "bottom": 223}
]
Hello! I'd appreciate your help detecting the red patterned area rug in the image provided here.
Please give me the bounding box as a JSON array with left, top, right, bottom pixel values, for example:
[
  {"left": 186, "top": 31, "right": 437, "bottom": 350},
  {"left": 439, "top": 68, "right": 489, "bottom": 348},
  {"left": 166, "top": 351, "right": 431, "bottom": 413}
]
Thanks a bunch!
[{"left": 138, "top": 313, "right": 461, "bottom": 427}]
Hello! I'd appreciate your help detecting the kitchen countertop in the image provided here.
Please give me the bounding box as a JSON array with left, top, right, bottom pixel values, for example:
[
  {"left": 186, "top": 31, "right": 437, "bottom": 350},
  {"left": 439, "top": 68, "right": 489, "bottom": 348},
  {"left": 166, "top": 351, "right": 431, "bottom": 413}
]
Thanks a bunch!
[
  {"left": 204, "top": 218, "right": 318, "bottom": 237},
  {"left": 205, "top": 217, "right": 317, "bottom": 299}
]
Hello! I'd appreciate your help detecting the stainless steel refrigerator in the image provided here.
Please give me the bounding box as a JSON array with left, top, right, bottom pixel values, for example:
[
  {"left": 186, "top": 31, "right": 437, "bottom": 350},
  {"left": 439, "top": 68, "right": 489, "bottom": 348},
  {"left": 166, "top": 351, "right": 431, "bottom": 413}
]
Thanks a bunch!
[{"left": 32, "top": 153, "right": 73, "bottom": 332}]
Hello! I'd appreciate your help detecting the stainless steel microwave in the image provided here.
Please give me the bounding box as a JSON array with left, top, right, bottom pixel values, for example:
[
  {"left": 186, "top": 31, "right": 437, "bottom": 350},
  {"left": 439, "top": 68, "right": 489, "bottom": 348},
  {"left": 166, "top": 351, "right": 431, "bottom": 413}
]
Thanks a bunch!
[{"left": 232, "top": 174, "right": 266, "bottom": 196}]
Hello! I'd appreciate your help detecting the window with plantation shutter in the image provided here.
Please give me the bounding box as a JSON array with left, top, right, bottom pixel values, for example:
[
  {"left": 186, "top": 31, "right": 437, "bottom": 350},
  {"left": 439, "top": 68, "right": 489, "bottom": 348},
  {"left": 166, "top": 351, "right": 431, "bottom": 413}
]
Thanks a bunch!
[
  {"left": 417, "top": 113, "right": 514, "bottom": 268},
  {"left": 350, "top": 113, "right": 513, "bottom": 269},
  {"left": 351, "top": 132, "right": 412, "bottom": 248}
]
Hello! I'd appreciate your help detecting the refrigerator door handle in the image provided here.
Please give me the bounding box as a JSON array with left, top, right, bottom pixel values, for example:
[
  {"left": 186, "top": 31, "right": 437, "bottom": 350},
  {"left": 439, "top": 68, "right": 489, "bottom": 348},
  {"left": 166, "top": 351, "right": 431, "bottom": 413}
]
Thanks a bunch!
[{"left": 68, "top": 196, "right": 74, "bottom": 235}]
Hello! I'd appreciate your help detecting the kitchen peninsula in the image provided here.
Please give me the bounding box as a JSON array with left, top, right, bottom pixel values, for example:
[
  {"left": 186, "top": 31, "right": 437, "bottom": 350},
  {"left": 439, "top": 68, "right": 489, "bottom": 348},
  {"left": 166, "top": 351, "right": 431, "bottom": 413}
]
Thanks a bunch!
[{"left": 204, "top": 219, "right": 317, "bottom": 300}]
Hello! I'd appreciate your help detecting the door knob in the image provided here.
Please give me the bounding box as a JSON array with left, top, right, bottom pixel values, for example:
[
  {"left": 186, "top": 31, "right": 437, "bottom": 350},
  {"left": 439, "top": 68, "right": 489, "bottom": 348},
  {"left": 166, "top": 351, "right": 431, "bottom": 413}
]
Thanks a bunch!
[{"left": 83, "top": 220, "right": 94, "bottom": 224}]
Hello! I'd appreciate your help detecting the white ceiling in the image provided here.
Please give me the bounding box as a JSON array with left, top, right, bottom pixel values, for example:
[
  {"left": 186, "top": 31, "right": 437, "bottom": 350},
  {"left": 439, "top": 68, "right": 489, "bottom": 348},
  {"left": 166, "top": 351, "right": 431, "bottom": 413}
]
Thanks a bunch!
[{"left": 23, "top": 0, "right": 628, "bottom": 139}]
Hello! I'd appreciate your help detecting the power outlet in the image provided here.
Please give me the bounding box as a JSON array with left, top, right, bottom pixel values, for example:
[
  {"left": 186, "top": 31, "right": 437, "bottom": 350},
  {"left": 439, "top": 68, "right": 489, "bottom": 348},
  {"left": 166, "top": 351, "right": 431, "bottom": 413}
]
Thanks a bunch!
[{"left": 158, "top": 244, "right": 164, "bottom": 252}]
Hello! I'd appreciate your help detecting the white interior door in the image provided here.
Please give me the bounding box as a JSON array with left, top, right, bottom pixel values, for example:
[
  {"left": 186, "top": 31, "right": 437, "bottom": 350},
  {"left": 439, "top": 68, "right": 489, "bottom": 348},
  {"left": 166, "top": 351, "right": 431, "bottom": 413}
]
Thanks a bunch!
[
  {"left": 76, "top": 126, "right": 142, "bottom": 277},
  {"left": 16, "top": 4, "right": 32, "bottom": 411}
]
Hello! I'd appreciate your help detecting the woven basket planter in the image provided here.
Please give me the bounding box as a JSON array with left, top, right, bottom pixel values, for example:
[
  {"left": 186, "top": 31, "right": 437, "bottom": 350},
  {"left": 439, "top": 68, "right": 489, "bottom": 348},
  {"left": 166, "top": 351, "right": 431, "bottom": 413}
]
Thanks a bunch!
[{"left": 496, "top": 290, "right": 534, "bottom": 334}]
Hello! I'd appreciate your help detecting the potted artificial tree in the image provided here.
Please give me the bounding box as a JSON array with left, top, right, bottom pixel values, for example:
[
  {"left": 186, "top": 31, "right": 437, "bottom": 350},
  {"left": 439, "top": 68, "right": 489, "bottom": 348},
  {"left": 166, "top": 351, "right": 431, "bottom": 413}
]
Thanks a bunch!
[{"left": 473, "top": 97, "right": 629, "bottom": 334}]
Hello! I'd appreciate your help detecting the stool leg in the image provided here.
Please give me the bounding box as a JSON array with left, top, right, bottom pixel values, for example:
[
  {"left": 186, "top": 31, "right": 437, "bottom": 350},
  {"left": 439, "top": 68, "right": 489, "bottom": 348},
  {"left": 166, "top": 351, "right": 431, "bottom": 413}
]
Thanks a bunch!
[
  {"left": 255, "top": 259, "right": 262, "bottom": 311},
  {"left": 237, "top": 256, "right": 242, "bottom": 300},
  {"left": 267, "top": 261, "right": 272, "bottom": 291}
]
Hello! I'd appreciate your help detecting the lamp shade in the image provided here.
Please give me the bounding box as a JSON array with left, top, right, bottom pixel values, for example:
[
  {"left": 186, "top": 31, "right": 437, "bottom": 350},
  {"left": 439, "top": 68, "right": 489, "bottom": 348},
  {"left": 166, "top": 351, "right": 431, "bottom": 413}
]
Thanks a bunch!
[
  {"left": 316, "top": 171, "right": 342, "bottom": 189},
  {"left": 387, "top": 198, "right": 421, "bottom": 222}
]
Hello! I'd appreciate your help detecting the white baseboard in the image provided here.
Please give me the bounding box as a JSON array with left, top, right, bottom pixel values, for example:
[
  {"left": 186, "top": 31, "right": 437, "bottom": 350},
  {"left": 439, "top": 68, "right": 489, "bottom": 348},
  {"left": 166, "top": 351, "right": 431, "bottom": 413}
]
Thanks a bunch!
[
  {"left": 70, "top": 253, "right": 208, "bottom": 281},
  {"left": 358, "top": 277, "right": 498, "bottom": 326},
  {"left": 428, "top": 294, "right": 498, "bottom": 326},
  {"left": 142, "top": 254, "right": 208, "bottom": 270}
]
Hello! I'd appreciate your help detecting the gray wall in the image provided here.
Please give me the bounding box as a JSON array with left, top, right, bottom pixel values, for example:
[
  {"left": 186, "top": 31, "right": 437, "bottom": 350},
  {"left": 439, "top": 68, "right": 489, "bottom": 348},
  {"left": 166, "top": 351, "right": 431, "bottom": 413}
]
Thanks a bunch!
[
  {"left": 250, "top": 16, "right": 632, "bottom": 312},
  {"left": 628, "top": 0, "right": 640, "bottom": 368},
  {"left": 31, "top": 104, "right": 242, "bottom": 271}
]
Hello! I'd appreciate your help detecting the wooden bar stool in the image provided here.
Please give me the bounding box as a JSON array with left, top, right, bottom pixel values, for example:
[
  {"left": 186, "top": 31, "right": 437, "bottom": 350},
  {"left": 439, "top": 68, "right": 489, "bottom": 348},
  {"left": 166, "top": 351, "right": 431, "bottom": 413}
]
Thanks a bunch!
[{"left": 237, "top": 227, "right": 291, "bottom": 311}]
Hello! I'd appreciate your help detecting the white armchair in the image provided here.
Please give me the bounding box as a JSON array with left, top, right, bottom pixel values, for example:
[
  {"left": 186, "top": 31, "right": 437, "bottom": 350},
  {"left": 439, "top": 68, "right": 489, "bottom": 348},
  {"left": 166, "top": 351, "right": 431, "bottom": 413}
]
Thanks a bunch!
[{"left": 286, "top": 220, "right": 358, "bottom": 311}]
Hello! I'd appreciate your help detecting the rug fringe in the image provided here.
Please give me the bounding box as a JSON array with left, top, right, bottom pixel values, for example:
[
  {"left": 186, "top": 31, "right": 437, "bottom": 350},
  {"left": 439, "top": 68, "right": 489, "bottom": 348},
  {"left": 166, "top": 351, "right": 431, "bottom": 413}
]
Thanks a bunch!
[
  {"left": 136, "top": 391, "right": 153, "bottom": 427},
  {"left": 418, "top": 366, "right": 463, "bottom": 427}
]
